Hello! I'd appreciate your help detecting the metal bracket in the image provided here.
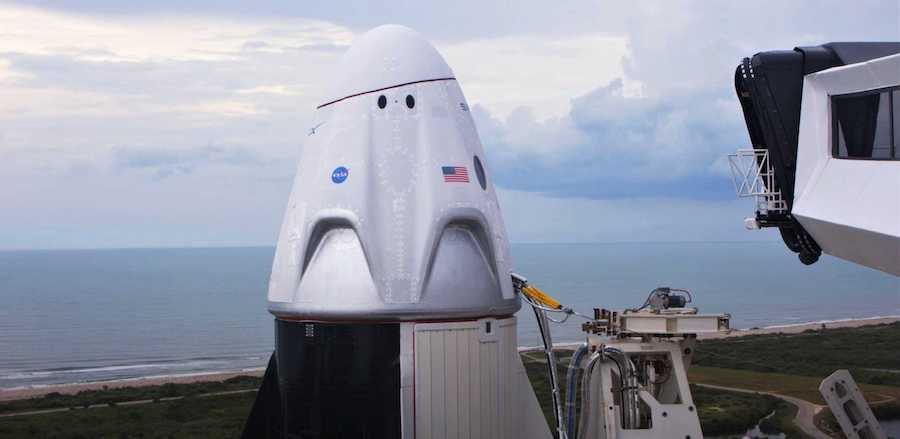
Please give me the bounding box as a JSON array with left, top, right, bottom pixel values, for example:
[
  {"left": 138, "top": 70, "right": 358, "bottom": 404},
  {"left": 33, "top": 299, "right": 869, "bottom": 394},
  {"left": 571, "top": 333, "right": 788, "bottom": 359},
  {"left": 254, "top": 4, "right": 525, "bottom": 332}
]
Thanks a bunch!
[
  {"left": 819, "top": 370, "right": 887, "bottom": 439},
  {"left": 728, "top": 148, "right": 787, "bottom": 220}
]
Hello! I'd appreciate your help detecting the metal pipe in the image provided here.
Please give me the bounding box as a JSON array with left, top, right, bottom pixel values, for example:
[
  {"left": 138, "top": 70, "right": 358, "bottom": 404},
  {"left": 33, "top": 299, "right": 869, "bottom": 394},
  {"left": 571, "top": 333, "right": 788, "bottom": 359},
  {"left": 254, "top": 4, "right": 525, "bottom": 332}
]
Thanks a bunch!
[
  {"left": 576, "top": 352, "right": 603, "bottom": 439},
  {"left": 530, "top": 303, "right": 567, "bottom": 439},
  {"left": 602, "top": 348, "right": 631, "bottom": 429},
  {"left": 565, "top": 343, "right": 589, "bottom": 439},
  {"left": 590, "top": 347, "right": 639, "bottom": 430}
]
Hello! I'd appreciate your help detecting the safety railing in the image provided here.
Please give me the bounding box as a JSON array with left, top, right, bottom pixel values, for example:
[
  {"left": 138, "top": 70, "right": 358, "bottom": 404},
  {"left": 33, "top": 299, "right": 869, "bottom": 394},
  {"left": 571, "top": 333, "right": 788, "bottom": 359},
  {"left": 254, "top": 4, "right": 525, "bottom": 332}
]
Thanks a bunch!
[{"left": 727, "top": 148, "right": 787, "bottom": 214}]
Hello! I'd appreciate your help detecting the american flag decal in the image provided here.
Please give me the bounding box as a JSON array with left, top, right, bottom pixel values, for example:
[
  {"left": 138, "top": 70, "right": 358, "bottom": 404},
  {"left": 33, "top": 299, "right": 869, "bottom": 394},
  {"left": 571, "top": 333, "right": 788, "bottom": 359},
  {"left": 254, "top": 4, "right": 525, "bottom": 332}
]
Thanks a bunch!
[{"left": 442, "top": 166, "right": 469, "bottom": 183}]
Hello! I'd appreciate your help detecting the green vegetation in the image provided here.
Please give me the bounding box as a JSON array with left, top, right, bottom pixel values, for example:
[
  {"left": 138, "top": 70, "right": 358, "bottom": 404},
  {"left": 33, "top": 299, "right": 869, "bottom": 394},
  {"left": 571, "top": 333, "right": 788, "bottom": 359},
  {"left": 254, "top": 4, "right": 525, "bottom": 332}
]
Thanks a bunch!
[
  {"left": 690, "top": 366, "right": 830, "bottom": 404},
  {"left": 520, "top": 350, "right": 575, "bottom": 429},
  {"left": 0, "top": 376, "right": 261, "bottom": 414},
  {"left": 758, "top": 399, "right": 804, "bottom": 439},
  {"left": 874, "top": 402, "right": 900, "bottom": 419},
  {"left": 0, "top": 391, "right": 255, "bottom": 438},
  {"left": 694, "top": 322, "right": 900, "bottom": 386},
  {"left": 690, "top": 384, "right": 781, "bottom": 437},
  {"left": 691, "top": 323, "right": 900, "bottom": 436},
  {"left": 689, "top": 365, "right": 900, "bottom": 406},
  {"left": 815, "top": 407, "right": 844, "bottom": 437}
]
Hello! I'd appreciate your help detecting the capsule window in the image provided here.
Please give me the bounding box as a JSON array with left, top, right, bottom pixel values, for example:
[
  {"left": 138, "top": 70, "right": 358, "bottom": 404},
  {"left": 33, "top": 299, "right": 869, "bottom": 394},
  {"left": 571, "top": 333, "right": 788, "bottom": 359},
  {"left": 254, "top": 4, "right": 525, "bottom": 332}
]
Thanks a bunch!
[
  {"left": 473, "top": 155, "right": 487, "bottom": 190},
  {"left": 377, "top": 95, "right": 387, "bottom": 109},
  {"left": 405, "top": 95, "right": 415, "bottom": 109}
]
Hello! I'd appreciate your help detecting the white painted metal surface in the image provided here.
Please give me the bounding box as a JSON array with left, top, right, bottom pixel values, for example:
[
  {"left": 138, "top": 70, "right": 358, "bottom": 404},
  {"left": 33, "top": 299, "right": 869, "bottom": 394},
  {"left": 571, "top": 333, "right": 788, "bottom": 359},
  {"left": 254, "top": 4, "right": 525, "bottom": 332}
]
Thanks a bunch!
[
  {"left": 580, "top": 339, "right": 704, "bottom": 439},
  {"left": 267, "top": 25, "right": 518, "bottom": 320},
  {"left": 620, "top": 312, "right": 728, "bottom": 335},
  {"left": 728, "top": 148, "right": 787, "bottom": 214},
  {"left": 321, "top": 25, "right": 454, "bottom": 107},
  {"left": 819, "top": 369, "right": 887, "bottom": 439},
  {"left": 794, "top": 54, "right": 900, "bottom": 275},
  {"left": 575, "top": 303, "right": 730, "bottom": 438},
  {"left": 413, "top": 317, "right": 552, "bottom": 439}
]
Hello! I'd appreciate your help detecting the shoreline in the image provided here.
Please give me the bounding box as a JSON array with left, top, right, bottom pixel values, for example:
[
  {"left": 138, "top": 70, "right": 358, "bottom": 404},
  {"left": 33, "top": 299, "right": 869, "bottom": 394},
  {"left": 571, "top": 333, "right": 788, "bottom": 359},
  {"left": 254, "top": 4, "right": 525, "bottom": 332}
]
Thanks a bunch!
[
  {"left": 0, "top": 369, "right": 265, "bottom": 403},
  {"left": 517, "top": 315, "right": 900, "bottom": 350},
  {"left": 2, "top": 315, "right": 898, "bottom": 403},
  {"left": 699, "top": 314, "right": 900, "bottom": 339}
]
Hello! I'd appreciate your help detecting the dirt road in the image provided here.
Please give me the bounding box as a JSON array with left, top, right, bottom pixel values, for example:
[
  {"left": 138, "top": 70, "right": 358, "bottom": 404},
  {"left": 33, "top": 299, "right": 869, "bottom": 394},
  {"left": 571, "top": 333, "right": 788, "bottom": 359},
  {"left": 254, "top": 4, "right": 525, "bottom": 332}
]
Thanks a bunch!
[{"left": 696, "top": 383, "right": 831, "bottom": 439}]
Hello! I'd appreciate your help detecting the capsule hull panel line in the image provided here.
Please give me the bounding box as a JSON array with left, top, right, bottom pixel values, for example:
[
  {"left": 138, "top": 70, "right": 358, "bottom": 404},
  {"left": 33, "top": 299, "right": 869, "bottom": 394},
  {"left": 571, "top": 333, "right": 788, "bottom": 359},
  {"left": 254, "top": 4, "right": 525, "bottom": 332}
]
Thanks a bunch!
[{"left": 243, "top": 25, "right": 549, "bottom": 439}]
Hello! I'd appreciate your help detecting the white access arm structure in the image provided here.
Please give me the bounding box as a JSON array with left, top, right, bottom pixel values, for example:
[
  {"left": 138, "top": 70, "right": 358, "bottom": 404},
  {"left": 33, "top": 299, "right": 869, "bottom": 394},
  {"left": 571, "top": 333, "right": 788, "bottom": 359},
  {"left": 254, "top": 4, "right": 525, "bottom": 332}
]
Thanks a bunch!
[
  {"left": 792, "top": 54, "right": 900, "bottom": 275},
  {"left": 730, "top": 44, "right": 900, "bottom": 275}
]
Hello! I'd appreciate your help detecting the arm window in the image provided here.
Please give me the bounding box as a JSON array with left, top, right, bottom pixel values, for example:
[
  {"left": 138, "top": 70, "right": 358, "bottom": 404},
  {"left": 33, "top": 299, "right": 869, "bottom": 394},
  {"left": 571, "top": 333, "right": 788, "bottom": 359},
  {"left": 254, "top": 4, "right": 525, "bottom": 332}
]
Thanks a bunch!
[{"left": 832, "top": 86, "right": 899, "bottom": 160}]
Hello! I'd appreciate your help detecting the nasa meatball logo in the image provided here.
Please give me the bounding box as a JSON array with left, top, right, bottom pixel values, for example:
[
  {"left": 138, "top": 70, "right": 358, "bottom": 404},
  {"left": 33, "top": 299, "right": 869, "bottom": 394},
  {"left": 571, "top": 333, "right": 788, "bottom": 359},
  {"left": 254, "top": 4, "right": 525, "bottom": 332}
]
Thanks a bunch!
[{"left": 331, "top": 166, "right": 349, "bottom": 184}]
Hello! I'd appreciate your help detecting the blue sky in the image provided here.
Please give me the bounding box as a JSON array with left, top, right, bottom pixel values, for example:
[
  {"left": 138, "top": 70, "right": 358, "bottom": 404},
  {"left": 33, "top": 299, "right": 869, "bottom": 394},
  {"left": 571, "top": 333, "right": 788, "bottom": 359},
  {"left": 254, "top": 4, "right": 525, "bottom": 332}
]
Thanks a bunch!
[{"left": 1, "top": 1, "right": 898, "bottom": 249}]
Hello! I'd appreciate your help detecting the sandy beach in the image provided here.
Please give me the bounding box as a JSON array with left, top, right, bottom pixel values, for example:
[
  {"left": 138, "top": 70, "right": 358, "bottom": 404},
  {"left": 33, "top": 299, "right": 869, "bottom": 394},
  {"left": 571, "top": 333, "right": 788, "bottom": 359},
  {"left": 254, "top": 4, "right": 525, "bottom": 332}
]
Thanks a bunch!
[
  {"left": 698, "top": 315, "right": 900, "bottom": 339},
  {"left": 0, "top": 369, "right": 264, "bottom": 403},
  {"left": 2, "top": 316, "right": 897, "bottom": 403}
]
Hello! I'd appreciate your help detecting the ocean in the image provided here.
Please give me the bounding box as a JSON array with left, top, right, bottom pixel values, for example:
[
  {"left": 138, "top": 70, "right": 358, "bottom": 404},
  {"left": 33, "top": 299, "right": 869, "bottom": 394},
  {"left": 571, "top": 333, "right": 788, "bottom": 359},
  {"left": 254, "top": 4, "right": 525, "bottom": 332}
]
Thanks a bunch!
[{"left": 1, "top": 242, "right": 897, "bottom": 389}]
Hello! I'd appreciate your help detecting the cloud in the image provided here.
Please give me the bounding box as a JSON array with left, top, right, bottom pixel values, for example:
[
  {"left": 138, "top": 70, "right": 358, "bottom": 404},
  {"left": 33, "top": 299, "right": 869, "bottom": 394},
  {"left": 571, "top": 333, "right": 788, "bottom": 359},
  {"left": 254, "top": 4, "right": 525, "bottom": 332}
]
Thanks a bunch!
[
  {"left": 1, "top": 1, "right": 898, "bottom": 249},
  {"left": 0, "top": 5, "right": 343, "bottom": 183},
  {"left": 236, "top": 84, "right": 303, "bottom": 96},
  {"left": 111, "top": 145, "right": 265, "bottom": 179},
  {"left": 475, "top": 78, "right": 744, "bottom": 199},
  {"left": 612, "top": 1, "right": 899, "bottom": 97},
  {"left": 466, "top": 0, "right": 899, "bottom": 200},
  {"left": 0, "top": 4, "right": 355, "bottom": 62},
  {"left": 0, "top": 4, "right": 352, "bottom": 118},
  {"left": 440, "top": 33, "right": 629, "bottom": 119},
  {"left": 8, "top": 1, "right": 617, "bottom": 41},
  {"left": 497, "top": 188, "right": 774, "bottom": 243}
]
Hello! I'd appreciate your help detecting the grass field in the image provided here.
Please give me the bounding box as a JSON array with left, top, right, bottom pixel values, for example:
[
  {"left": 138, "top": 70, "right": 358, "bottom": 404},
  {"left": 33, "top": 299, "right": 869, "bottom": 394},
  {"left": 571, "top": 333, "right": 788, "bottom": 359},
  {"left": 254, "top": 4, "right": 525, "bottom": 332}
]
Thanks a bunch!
[
  {"left": 0, "top": 376, "right": 261, "bottom": 415},
  {"left": 689, "top": 366, "right": 900, "bottom": 406},
  {"left": 694, "top": 322, "right": 900, "bottom": 387},
  {"left": 0, "top": 391, "right": 255, "bottom": 438}
]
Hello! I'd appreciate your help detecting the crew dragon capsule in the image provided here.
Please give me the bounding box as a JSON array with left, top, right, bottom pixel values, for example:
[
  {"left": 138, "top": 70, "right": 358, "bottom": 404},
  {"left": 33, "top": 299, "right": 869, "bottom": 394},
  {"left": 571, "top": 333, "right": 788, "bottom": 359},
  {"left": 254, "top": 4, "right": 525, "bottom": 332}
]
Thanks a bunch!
[{"left": 242, "top": 25, "right": 552, "bottom": 439}]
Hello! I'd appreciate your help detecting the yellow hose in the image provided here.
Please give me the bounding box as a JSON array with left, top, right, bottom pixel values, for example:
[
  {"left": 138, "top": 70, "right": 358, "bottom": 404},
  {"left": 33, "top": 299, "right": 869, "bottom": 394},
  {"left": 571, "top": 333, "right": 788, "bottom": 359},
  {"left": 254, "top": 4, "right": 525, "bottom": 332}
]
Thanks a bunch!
[{"left": 522, "top": 285, "right": 563, "bottom": 310}]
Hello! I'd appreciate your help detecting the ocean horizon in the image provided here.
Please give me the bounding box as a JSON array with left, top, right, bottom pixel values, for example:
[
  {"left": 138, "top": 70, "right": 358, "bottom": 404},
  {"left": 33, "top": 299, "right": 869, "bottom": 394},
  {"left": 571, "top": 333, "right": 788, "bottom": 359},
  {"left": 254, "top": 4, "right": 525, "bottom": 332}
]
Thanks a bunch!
[{"left": 2, "top": 242, "right": 897, "bottom": 389}]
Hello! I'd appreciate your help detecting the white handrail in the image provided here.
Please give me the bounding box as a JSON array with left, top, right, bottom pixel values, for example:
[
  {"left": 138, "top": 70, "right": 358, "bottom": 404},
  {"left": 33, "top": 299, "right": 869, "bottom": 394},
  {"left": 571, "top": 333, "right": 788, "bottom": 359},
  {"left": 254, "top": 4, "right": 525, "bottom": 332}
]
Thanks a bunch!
[{"left": 727, "top": 149, "right": 787, "bottom": 214}]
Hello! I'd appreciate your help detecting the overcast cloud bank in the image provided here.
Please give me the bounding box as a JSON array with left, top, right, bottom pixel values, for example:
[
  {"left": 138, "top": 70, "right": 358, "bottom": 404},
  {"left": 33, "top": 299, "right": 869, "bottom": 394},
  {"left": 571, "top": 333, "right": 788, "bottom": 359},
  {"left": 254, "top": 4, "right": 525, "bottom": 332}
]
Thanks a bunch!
[{"left": 1, "top": 1, "right": 897, "bottom": 248}]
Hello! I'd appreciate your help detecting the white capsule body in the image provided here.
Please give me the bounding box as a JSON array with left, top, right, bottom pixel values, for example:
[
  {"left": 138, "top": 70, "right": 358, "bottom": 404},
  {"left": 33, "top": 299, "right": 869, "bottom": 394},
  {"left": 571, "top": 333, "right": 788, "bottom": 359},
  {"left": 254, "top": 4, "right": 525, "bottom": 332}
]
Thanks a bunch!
[{"left": 268, "top": 25, "right": 518, "bottom": 321}]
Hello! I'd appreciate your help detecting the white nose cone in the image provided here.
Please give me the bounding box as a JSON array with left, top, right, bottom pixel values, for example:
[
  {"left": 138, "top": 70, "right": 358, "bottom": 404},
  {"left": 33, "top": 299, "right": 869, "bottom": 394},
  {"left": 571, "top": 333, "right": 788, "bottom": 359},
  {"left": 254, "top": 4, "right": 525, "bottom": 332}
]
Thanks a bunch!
[
  {"left": 320, "top": 25, "right": 455, "bottom": 107},
  {"left": 268, "top": 25, "right": 518, "bottom": 321}
]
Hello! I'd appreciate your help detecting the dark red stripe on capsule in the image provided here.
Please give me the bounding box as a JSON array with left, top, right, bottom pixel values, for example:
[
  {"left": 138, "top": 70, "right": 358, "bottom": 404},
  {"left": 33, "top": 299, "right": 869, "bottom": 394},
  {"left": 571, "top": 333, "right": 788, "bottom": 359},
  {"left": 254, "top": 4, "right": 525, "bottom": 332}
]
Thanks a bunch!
[{"left": 317, "top": 77, "right": 456, "bottom": 109}]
